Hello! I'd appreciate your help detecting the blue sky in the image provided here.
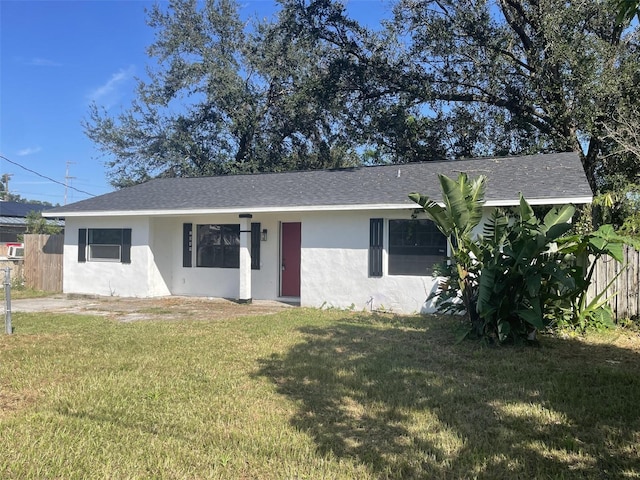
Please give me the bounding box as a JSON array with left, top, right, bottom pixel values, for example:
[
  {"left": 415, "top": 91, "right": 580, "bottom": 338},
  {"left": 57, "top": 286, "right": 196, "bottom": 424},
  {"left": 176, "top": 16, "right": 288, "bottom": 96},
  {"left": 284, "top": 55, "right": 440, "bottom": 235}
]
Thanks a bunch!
[{"left": 0, "top": 0, "right": 391, "bottom": 206}]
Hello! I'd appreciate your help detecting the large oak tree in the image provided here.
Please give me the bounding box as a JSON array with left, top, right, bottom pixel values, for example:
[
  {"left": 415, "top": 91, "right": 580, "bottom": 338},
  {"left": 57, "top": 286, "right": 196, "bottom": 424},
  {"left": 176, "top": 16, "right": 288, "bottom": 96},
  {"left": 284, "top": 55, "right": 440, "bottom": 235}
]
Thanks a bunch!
[
  {"left": 87, "top": 0, "right": 639, "bottom": 192},
  {"left": 85, "top": 0, "right": 361, "bottom": 188},
  {"left": 277, "top": 0, "right": 639, "bottom": 191}
]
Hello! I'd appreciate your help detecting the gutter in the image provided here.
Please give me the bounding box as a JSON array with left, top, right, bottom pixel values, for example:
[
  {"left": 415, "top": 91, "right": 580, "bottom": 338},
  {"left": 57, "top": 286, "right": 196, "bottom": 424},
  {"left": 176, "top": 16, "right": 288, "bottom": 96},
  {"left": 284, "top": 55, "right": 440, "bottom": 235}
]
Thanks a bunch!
[{"left": 43, "top": 196, "right": 593, "bottom": 218}]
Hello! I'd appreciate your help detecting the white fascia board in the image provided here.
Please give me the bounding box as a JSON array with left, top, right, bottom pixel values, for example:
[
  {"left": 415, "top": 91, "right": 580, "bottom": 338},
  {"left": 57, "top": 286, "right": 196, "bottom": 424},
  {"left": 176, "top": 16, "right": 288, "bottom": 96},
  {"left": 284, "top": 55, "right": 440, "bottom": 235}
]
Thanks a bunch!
[
  {"left": 43, "top": 196, "right": 592, "bottom": 218},
  {"left": 42, "top": 203, "right": 417, "bottom": 218},
  {"left": 484, "top": 196, "right": 592, "bottom": 207}
]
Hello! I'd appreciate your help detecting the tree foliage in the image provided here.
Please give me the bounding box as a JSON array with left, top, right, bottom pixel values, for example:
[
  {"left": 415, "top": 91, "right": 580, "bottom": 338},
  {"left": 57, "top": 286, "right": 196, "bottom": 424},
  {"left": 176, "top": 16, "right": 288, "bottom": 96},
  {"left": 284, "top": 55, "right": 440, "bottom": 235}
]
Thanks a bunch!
[
  {"left": 277, "top": 0, "right": 640, "bottom": 191},
  {"left": 86, "top": 0, "right": 640, "bottom": 193},
  {"left": 85, "top": 0, "right": 361, "bottom": 188},
  {"left": 616, "top": 0, "right": 640, "bottom": 24},
  {"left": 25, "top": 211, "right": 62, "bottom": 235}
]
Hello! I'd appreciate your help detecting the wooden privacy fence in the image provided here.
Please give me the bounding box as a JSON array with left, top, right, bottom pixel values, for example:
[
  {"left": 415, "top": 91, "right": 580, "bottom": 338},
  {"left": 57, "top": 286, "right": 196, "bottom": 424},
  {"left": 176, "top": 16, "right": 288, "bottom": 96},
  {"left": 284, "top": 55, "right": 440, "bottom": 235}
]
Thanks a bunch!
[
  {"left": 24, "top": 234, "right": 64, "bottom": 292},
  {"left": 587, "top": 244, "right": 640, "bottom": 322}
]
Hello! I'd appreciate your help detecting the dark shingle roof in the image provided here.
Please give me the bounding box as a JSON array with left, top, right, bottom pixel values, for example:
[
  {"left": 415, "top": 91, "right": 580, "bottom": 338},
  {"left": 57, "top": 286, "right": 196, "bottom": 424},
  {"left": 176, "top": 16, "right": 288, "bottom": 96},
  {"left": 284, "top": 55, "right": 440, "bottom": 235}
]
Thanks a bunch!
[
  {"left": 44, "top": 152, "right": 592, "bottom": 216},
  {"left": 0, "top": 201, "right": 49, "bottom": 217}
]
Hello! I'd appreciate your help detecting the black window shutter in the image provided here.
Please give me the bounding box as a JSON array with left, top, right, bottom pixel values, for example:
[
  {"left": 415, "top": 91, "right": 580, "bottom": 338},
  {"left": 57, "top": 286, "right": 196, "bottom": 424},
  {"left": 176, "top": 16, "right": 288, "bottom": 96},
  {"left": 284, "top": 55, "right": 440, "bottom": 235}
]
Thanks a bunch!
[
  {"left": 121, "top": 228, "right": 132, "bottom": 264},
  {"left": 369, "top": 218, "right": 383, "bottom": 277},
  {"left": 251, "top": 222, "right": 260, "bottom": 270},
  {"left": 78, "top": 228, "right": 87, "bottom": 263},
  {"left": 183, "top": 223, "right": 193, "bottom": 267}
]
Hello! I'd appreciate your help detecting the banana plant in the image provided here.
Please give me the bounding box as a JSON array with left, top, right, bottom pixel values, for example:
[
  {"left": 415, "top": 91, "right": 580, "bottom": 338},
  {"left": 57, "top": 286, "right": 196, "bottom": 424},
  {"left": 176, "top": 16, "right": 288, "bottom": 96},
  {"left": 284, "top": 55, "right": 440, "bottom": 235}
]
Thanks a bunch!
[
  {"left": 555, "top": 224, "right": 640, "bottom": 331},
  {"left": 476, "top": 196, "right": 577, "bottom": 342},
  {"left": 411, "top": 173, "right": 637, "bottom": 343},
  {"left": 409, "top": 173, "right": 487, "bottom": 336}
]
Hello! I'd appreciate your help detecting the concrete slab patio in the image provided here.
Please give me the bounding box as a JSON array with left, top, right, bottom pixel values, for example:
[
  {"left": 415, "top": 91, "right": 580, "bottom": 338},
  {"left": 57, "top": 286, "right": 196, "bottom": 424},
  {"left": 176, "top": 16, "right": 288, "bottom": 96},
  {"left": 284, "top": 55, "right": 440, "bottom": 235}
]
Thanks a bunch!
[{"left": 4, "top": 295, "right": 295, "bottom": 322}]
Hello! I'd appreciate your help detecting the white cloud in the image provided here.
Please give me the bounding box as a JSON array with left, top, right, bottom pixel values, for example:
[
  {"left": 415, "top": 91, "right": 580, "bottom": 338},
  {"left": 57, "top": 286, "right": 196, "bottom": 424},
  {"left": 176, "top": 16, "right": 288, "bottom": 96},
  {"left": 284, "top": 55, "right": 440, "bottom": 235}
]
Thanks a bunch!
[
  {"left": 87, "top": 66, "right": 136, "bottom": 108},
  {"left": 28, "top": 57, "right": 62, "bottom": 67},
  {"left": 17, "top": 146, "right": 42, "bottom": 156}
]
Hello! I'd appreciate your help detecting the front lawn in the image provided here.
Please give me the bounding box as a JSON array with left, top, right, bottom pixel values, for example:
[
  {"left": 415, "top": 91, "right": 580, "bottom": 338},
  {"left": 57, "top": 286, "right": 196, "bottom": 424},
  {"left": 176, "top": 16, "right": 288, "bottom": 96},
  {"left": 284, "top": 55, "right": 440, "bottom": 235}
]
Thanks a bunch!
[
  {"left": 1, "top": 286, "right": 57, "bottom": 300},
  {"left": 1, "top": 310, "right": 639, "bottom": 479}
]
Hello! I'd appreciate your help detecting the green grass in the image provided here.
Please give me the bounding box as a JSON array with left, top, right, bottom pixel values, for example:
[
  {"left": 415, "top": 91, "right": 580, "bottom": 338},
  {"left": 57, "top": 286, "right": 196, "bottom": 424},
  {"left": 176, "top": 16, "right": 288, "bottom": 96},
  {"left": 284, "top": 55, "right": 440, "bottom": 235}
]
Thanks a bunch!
[
  {"left": 1, "top": 310, "right": 639, "bottom": 479},
  {"left": 2, "top": 286, "right": 56, "bottom": 300}
]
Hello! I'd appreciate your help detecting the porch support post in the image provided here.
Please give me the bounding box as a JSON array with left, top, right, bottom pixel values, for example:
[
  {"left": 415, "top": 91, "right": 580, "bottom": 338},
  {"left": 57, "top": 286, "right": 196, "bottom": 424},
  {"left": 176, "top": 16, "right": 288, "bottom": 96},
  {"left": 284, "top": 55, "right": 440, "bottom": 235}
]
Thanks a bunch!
[{"left": 238, "top": 214, "right": 252, "bottom": 304}]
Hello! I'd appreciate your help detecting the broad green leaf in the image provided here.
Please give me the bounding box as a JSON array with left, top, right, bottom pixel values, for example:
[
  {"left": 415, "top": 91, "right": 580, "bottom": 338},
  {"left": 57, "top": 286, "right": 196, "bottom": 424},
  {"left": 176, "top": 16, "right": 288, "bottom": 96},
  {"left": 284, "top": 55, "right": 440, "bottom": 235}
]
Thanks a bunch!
[
  {"left": 546, "top": 222, "right": 573, "bottom": 241},
  {"left": 526, "top": 273, "right": 541, "bottom": 297},
  {"left": 497, "top": 320, "right": 511, "bottom": 342},
  {"left": 482, "top": 209, "right": 509, "bottom": 244},
  {"left": 541, "top": 204, "right": 575, "bottom": 235},
  {"left": 408, "top": 193, "right": 454, "bottom": 236},
  {"left": 596, "top": 224, "right": 616, "bottom": 237},
  {"left": 438, "top": 173, "right": 486, "bottom": 234},
  {"left": 466, "top": 174, "right": 488, "bottom": 229},
  {"left": 517, "top": 301, "right": 544, "bottom": 330},
  {"left": 607, "top": 243, "right": 624, "bottom": 263},
  {"left": 518, "top": 194, "right": 535, "bottom": 223},
  {"left": 477, "top": 266, "right": 497, "bottom": 317},
  {"left": 588, "top": 236, "right": 607, "bottom": 252},
  {"left": 592, "top": 305, "right": 615, "bottom": 328}
]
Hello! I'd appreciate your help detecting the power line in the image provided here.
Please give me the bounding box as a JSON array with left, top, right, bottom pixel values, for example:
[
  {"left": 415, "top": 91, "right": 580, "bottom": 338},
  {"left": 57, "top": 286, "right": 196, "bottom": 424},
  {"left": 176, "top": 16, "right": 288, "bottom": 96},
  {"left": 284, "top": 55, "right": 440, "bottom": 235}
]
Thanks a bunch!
[{"left": 0, "top": 154, "right": 96, "bottom": 198}]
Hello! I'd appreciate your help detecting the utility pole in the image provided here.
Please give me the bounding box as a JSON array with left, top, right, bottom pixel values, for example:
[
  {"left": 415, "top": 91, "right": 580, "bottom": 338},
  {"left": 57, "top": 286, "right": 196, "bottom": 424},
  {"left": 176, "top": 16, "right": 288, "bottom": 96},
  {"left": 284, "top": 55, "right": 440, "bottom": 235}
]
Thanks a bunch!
[{"left": 64, "top": 161, "right": 76, "bottom": 205}]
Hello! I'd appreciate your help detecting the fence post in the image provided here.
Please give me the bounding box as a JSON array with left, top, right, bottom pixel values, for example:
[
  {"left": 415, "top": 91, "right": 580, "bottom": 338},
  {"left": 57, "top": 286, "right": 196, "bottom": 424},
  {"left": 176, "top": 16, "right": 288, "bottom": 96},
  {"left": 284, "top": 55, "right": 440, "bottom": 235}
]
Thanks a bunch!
[{"left": 4, "top": 267, "right": 12, "bottom": 334}]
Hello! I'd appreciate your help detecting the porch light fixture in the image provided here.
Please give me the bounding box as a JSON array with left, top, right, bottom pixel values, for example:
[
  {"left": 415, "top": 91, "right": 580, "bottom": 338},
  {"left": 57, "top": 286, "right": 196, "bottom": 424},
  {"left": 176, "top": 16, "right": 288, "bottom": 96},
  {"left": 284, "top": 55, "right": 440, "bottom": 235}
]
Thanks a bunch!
[{"left": 261, "top": 229, "right": 268, "bottom": 241}]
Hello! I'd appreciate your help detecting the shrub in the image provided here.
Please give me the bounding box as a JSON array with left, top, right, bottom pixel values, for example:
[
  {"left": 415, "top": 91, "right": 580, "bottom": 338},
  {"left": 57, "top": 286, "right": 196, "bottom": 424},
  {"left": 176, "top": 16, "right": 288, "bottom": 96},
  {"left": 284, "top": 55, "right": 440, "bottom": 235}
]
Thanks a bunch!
[{"left": 411, "top": 175, "right": 640, "bottom": 343}]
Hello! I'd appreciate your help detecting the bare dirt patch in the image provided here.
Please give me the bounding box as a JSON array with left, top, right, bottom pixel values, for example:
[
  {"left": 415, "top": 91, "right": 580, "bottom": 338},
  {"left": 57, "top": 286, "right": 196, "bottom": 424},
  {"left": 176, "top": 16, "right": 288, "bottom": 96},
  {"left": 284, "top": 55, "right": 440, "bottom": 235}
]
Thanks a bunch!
[{"left": 10, "top": 295, "right": 295, "bottom": 322}]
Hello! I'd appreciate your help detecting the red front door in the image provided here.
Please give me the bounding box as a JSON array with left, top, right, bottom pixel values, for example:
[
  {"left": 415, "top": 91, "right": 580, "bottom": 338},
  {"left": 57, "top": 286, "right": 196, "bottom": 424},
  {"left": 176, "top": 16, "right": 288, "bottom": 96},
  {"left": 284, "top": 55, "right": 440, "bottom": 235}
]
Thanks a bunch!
[{"left": 281, "top": 222, "right": 301, "bottom": 297}]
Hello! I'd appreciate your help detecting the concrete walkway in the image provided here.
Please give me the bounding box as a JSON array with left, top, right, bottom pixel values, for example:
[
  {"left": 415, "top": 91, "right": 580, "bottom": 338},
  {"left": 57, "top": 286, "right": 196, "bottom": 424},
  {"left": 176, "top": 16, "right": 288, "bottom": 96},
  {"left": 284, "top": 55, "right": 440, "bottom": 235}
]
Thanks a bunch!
[{"left": 3, "top": 294, "right": 294, "bottom": 322}]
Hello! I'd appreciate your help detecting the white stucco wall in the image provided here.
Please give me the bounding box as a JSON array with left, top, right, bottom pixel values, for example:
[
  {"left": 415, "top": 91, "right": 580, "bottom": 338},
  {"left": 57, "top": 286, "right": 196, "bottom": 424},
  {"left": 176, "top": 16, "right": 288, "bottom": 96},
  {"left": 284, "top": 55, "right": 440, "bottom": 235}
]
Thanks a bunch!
[
  {"left": 64, "top": 213, "right": 293, "bottom": 300},
  {"left": 63, "top": 216, "right": 170, "bottom": 297},
  {"left": 300, "top": 210, "right": 442, "bottom": 314},
  {"left": 166, "top": 212, "right": 293, "bottom": 300},
  {"left": 167, "top": 213, "right": 241, "bottom": 298},
  {"left": 62, "top": 206, "right": 504, "bottom": 313}
]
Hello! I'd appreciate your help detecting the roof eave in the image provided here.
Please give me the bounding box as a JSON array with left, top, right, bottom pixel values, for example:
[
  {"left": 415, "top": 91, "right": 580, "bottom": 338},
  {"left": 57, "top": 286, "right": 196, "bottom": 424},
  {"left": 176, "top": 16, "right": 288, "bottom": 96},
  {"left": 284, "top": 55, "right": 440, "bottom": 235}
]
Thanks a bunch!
[
  {"left": 43, "top": 196, "right": 592, "bottom": 218},
  {"left": 43, "top": 203, "right": 417, "bottom": 217}
]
